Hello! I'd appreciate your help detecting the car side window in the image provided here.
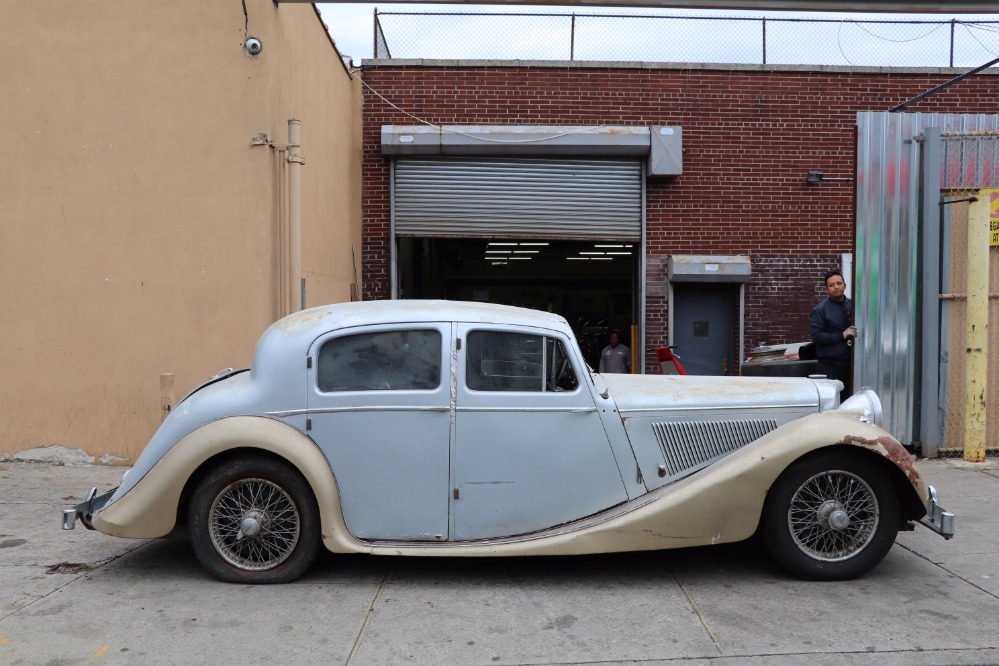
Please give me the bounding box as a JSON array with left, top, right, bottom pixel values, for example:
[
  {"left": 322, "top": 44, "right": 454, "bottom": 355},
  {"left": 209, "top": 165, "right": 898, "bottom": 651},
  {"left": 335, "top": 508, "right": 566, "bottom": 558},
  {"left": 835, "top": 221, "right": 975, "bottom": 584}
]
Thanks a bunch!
[
  {"left": 317, "top": 329, "right": 442, "bottom": 392},
  {"left": 547, "top": 337, "right": 579, "bottom": 392},
  {"left": 466, "top": 331, "right": 578, "bottom": 392}
]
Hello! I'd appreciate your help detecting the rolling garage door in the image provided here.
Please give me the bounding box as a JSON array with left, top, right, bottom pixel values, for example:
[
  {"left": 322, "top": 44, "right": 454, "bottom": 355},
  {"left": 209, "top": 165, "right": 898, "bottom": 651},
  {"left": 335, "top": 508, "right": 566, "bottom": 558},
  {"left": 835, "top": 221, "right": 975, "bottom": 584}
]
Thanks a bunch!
[{"left": 394, "top": 157, "right": 642, "bottom": 240}]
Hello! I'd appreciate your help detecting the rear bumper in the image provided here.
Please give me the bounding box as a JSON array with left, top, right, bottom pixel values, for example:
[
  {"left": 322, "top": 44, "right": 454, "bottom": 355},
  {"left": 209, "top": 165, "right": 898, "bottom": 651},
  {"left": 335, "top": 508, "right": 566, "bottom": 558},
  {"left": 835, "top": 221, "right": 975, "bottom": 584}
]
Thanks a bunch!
[
  {"left": 62, "top": 487, "right": 117, "bottom": 530},
  {"left": 918, "top": 485, "right": 955, "bottom": 539}
]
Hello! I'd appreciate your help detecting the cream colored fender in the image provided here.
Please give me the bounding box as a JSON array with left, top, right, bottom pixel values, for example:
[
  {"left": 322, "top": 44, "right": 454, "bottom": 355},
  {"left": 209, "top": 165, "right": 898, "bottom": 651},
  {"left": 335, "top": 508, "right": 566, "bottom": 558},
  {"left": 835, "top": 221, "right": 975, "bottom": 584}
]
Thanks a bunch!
[
  {"left": 93, "top": 416, "right": 369, "bottom": 554},
  {"left": 365, "top": 410, "right": 925, "bottom": 557}
]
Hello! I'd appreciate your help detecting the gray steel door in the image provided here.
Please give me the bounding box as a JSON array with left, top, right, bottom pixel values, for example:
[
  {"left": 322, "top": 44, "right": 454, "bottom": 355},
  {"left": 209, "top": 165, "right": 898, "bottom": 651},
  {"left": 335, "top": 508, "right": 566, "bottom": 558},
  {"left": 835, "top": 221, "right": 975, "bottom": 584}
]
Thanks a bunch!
[
  {"left": 394, "top": 157, "right": 642, "bottom": 240},
  {"left": 673, "top": 285, "right": 734, "bottom": 376},
  {"left": 307, "top": 323, "right": 452, "bottom": 541},
  {"left": 452, "top": 324, "right": 628, "bottom": 541}
]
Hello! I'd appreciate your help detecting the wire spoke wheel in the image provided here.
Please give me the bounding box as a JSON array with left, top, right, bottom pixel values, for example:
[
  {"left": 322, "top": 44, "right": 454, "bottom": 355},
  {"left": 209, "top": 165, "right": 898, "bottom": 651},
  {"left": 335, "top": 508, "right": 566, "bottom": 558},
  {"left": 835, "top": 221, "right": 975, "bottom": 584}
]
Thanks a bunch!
[
  {"left": 787, "top": 470, "right": 878, "bottom": 562},
  {"left": 190, "top": 456, "right": 320, "bottom": 583},
  {"left": 763, "top": 450, "right": 901, "bottom": 580},
  {"left": 209, "top": 477, "right": 301, "bottom": 571}
]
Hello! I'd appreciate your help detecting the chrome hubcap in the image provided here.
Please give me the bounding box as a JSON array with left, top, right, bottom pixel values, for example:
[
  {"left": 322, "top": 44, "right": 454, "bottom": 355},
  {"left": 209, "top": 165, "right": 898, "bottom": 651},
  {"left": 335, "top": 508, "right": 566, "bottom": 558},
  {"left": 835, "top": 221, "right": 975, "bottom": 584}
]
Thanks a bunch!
[{"left": 787, "top": 470, "right": 879, "bottom": 562}]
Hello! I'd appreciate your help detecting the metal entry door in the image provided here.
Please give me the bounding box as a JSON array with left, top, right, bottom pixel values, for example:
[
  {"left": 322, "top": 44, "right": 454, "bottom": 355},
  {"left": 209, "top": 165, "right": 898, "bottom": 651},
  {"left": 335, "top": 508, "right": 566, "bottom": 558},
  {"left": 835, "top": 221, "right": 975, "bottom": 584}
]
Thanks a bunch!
[{"left": 673, "top": 285, "right": 734, "bottom": 376}]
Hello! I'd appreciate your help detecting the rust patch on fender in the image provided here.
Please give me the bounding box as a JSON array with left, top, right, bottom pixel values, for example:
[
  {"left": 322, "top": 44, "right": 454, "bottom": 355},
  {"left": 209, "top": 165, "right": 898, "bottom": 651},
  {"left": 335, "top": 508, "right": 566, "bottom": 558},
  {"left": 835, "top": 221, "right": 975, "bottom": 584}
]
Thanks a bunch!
[{"left": 842, "top": 434, "right": 921, "bottom": 488}]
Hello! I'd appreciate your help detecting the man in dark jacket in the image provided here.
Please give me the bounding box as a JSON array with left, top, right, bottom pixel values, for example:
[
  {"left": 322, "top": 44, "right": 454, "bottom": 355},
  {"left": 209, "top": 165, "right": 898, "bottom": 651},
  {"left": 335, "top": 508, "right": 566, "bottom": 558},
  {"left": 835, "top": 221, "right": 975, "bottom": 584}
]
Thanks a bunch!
[{"left": 810, "top": 269, "right": 857, "bottom": 401}]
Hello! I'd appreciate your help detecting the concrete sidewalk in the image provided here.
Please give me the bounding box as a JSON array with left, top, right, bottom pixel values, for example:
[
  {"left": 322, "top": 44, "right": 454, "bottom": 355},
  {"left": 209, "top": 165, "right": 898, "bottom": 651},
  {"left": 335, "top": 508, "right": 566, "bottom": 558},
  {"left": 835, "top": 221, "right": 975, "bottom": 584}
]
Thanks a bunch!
[{"left": 1, "top": 458, "right": 997, "bottom": 665}]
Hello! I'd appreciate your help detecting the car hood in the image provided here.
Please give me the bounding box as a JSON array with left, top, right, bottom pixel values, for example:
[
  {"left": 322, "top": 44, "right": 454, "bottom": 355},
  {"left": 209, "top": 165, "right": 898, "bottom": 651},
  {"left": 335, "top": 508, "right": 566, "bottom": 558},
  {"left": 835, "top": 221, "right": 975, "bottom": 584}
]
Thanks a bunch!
[{"left": 600, "top": 373, "right": 836, "bottom": 413}]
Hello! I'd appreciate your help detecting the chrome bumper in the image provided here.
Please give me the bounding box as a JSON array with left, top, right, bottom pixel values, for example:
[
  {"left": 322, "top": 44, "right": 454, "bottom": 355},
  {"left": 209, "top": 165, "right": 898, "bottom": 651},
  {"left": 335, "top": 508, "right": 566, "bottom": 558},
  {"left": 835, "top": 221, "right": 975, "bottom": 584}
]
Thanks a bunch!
[
  {"left": 918, "top": 485, "right": 955, "bottom": 539},
  {"left": 62, "top": 486, "right": 117, "bottom": 531}
]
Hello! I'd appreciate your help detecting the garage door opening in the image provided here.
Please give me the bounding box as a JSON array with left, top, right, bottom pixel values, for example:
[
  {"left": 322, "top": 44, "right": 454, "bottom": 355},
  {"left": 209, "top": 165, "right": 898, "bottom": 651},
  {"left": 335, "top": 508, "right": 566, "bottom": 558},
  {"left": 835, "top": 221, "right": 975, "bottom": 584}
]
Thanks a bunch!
[{"left": 398, "top": 238, "right": 637, "bottom": 368}]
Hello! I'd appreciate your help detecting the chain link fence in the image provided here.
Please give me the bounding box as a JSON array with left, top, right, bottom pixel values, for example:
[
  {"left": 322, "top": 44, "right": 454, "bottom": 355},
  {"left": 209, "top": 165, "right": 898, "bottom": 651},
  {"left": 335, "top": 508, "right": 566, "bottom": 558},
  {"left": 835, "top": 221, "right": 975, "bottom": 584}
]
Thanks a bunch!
[{"left": 372, "top": 12, "right": 999, "bottom": 68}]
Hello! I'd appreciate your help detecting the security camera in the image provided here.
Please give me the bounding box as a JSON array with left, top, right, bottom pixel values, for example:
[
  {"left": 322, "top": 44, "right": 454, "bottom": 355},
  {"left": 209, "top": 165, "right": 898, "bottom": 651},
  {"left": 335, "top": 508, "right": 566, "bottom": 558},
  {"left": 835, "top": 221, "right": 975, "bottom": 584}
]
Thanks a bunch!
[{"left": 245, "top": 38, "right": 262, "bottom": 56}]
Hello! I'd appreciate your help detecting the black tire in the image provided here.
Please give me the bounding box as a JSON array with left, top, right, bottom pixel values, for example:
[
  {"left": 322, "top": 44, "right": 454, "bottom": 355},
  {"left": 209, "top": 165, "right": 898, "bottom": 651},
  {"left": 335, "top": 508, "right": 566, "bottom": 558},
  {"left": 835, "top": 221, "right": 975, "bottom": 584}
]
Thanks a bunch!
[
  {"left": 188, "top": 456, "right": 321, "bottom": 584},
  {"left": 761, "top": 450, "right": 900, "bottom": 581}
]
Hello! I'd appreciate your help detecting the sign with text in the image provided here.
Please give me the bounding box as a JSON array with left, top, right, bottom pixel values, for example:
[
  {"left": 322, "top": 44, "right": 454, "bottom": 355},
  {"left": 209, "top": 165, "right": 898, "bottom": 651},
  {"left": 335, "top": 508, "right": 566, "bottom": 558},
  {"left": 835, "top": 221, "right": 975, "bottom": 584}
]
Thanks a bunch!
[{"left": 987, "top": 189, "right": 999, "bottom": 247}]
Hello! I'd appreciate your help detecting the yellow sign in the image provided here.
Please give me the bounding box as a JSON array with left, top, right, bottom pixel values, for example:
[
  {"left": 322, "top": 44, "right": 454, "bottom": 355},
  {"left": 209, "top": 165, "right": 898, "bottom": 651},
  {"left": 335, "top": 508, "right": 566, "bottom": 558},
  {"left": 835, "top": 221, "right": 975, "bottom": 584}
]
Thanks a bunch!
[{"left": 987, "top": 189, "right": 999, "bottom": 247}]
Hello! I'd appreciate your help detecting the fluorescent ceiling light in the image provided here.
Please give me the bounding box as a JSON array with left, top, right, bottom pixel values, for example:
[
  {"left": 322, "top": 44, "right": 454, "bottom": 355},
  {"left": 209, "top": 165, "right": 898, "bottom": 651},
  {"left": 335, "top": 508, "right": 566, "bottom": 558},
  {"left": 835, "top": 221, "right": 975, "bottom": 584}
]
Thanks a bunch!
[
  {"left": 513, "top": 250, "right": 538, "bottom": 254},
  {"left": 594, "top": 244, "right": 624, "bottom": 248},
  {"left": 580, "top": 251, "right": 605, "bottom": 255},
  {"left": 491, "top": 261, "right": 508, "bottom": 266},
  {"left": 485, "top": 250, "right": 511, "bottom": 254},
  {"left": 519, "top": 242, "right": 549, "bottom": 246},
  {"left": 488, "top": 242, "right": 518, "bottom": 246},
  {"left": 607, "top": 252, "right": 632, "bottom": 255},
  {"left": 567, "top": 257, "right": 590, "bottom": 261},
  {"left": 590, "top": 257, "right": 613, "bottom": 261}
]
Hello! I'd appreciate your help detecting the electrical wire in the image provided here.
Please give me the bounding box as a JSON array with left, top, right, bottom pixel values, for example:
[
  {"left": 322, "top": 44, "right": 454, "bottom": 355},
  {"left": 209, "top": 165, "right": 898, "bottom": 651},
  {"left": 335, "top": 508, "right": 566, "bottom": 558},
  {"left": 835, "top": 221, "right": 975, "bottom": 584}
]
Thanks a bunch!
[
  {"left": 850, "top": 20, "right": 945, "bottom": 44},
  {"left": 961, "top": 22, "right": 999, "bottom": 58},
  {"left": 357, "top": 76, "right": 610, "bottom": 143},
  {"left": 836, "top": 24, "right": 856, "bottom": 67}
]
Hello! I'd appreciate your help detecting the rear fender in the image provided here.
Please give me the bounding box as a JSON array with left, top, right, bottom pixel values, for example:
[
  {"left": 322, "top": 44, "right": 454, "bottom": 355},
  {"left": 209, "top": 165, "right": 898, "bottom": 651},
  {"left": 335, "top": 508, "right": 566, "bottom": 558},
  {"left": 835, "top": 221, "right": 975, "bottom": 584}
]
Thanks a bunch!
[{"left": 93, "top": 416, "right": 367, "bottom": 553}]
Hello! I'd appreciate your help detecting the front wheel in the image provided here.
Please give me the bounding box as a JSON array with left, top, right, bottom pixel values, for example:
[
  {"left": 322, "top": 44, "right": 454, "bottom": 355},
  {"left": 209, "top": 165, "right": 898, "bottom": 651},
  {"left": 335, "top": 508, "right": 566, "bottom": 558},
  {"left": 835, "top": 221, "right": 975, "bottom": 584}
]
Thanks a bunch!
[
  {"left": 188, "top": 456, "right": 321, "bottom": 583},
  {"left": 761, "top": 450, "right": 900, "bottom": 581}
]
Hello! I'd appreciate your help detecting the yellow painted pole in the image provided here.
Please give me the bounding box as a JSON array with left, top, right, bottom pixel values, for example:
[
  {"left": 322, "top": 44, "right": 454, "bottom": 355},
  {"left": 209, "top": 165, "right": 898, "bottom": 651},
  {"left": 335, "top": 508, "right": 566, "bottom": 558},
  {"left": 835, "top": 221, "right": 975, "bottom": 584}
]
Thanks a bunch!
[{"left": 964, "top": 194, "right": 989, "bottom": 463}]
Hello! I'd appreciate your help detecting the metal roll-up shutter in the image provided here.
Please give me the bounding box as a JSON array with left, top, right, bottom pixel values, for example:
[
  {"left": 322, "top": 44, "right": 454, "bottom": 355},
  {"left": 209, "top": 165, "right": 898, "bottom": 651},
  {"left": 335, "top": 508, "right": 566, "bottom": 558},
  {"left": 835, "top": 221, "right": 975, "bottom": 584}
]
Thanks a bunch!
[{"left": 394, "top": 157, "right": 642, "bottom": 240}]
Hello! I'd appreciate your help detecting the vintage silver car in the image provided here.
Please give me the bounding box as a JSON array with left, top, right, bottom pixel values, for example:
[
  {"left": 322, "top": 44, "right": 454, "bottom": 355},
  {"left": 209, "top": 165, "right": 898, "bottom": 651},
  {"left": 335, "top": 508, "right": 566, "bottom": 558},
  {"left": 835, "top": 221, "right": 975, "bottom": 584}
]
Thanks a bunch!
[{"left": 63, "top": 301, "right": 954, "bottom": 583}]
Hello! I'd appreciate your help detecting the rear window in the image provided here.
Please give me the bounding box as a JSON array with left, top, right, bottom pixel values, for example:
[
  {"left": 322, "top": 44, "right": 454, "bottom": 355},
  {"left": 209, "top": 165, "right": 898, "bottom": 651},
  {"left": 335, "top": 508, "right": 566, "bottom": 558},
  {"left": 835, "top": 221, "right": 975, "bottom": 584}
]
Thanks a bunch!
[{"left": 317, "top": 330, "right": 442, "bottom": 392}]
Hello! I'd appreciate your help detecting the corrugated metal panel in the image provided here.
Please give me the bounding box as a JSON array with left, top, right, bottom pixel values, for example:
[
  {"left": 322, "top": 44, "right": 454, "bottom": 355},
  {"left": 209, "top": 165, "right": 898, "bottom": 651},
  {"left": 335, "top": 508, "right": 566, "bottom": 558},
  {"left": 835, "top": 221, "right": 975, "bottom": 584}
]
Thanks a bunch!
[
  {"left": 394, "top": 157, "right": 642, "bottom": 239},
  {"left": 855, "top": 112, "right": 999, "bottom": 446}
]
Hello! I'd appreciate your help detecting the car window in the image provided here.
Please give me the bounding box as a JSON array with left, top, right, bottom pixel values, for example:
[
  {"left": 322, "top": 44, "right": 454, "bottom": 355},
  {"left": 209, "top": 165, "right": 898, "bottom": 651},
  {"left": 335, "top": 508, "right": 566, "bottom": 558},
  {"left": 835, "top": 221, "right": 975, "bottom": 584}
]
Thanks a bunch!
[
  {"left": 546, "top": 337, "right": 579, "bottom": 392},
  {"left": 466, "top": 331, "right": 578, "bottom": 392},
  {"left": 317, "top": 329, "right": 442, "bottom": 392}
]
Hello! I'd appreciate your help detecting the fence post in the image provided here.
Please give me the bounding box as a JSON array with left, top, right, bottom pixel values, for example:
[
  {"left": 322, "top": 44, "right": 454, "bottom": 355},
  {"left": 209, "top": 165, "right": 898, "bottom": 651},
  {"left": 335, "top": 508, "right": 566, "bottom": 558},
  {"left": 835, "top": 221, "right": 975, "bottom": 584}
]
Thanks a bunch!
[
  {"left": 570, "top": 14, "right": 576, "bottom": 61},
  {"left": 373, "top": 8, "right": 379, "bottom": 59},
  {"left": 964, "top": 193, "right": 989, "bottom": 463},
  {"left": 950, "top": 19, "right": 955, "bottom": 68},
  {"left": 762, "top": 17, "right": 767, "bottom": 65}
]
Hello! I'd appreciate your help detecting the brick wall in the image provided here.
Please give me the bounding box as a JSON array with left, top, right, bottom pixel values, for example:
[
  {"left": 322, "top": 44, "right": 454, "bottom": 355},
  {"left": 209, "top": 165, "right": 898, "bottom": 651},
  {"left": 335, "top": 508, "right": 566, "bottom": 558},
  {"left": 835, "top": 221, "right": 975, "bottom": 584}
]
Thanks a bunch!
[{"left": 361, "top": 63, "right": 999, "bottom": 364}]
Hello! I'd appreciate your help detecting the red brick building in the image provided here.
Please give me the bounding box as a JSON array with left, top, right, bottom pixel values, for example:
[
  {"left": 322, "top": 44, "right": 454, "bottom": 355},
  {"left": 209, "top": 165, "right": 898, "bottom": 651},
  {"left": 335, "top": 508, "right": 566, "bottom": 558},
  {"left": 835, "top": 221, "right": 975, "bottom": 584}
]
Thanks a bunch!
[{"left": 361, "top": 61, "right": 998, "bottom": 372}]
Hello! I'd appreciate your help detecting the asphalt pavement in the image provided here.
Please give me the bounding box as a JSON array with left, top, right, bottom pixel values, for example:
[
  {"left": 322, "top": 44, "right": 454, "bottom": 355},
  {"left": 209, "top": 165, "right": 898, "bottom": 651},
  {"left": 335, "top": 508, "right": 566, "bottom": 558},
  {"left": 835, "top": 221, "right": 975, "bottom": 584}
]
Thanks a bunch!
[{"left": 1, "top": 458, "right": 998, "bottom": 666}]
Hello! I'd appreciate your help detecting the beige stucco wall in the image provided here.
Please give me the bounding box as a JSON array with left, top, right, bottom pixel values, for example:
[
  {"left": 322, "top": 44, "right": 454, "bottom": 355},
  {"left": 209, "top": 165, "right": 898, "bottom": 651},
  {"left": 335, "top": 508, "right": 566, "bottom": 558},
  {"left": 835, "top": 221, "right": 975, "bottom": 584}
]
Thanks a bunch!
[{"left": 0, "top": 1, "right": 361, "bottom": 462}]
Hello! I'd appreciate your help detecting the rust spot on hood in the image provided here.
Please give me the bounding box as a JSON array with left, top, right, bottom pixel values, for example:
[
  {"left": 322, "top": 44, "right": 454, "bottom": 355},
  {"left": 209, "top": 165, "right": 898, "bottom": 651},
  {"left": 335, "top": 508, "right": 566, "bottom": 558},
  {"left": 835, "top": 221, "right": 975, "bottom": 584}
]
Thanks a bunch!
[{"left": 842, "top": 433, "right": 921, "bottom": 489}]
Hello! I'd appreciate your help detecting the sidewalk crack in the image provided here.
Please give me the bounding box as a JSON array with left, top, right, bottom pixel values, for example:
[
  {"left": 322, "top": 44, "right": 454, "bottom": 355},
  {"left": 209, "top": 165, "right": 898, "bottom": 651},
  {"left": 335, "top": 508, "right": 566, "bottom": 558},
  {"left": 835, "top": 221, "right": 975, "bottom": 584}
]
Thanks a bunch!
[
  {"left": 897, "top": 542, "right": 999, "bottom": 602},
  {"left": 671, "top": 569, "right": 723, "bottom": 655},
  {"left": 345, "top": 567, "right": 393, "bottom": 665},
  {"left": 0, "top": 540, "right": 151, "bottom": 622}
]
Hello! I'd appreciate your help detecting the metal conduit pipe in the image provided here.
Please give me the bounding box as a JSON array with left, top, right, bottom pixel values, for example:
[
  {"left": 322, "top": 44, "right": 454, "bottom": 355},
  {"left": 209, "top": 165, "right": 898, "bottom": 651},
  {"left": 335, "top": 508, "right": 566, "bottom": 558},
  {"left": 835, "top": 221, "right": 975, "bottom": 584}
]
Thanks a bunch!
[{"left": 288, "top": 119, "right": 304, "bottom": 311}]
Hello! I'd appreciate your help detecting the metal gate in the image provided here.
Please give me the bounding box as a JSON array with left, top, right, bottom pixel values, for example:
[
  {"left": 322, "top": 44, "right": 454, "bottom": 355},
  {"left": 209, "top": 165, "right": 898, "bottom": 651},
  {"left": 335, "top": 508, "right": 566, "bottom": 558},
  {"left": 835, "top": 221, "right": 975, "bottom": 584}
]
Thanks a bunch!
[
  {"left": 856, "top": 112, "right": 999, "bottom": 457},
  {"left": 392, "top": 157, "right": 643, "bottom": 240}
]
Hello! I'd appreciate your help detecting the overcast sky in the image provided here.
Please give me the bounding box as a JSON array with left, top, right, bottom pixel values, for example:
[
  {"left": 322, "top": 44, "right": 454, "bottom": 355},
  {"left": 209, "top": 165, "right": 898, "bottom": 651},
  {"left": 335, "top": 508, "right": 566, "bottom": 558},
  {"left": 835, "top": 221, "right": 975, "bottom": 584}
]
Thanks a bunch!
[{"left": 318, "top": 3, "right": 999, "bottom": 66}]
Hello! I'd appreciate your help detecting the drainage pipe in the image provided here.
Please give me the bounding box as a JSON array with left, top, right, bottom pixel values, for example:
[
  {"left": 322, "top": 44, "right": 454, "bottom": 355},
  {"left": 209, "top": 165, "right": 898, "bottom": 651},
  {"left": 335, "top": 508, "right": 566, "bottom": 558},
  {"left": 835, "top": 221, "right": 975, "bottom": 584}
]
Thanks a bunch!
[{"left": 288, "top": 119, "right": 305, "bottom": 311}]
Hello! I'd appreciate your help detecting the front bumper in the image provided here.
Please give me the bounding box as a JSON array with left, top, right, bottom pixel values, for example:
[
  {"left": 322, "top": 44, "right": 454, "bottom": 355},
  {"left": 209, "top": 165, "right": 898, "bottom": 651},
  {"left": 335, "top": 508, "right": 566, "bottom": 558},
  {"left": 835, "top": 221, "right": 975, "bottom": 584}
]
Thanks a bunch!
[
  {"left": 918, "top": 484, "right": 955, "bottom": 539},
  {"left": 62, "top": 487, "right": 117, "bottom": 531}
]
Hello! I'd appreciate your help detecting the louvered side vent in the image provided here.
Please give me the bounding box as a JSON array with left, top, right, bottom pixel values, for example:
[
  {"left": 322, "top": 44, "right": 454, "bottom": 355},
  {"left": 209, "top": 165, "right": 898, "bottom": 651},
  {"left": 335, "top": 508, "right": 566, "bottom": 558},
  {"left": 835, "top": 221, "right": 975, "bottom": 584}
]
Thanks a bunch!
[{"left": 652, "top": 418, "right": 779, "bottom": 482}]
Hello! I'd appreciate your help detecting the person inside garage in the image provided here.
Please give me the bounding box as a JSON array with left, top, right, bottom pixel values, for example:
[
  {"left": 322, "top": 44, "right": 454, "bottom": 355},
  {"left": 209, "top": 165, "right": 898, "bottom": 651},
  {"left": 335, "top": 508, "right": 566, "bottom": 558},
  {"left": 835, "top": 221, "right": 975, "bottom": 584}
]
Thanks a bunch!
[
  {"left": 810, "top": 269, "right": 857, "bottom": 401},
  {"left": 599, "top": 329, "right": 631, "bottom": 374}
]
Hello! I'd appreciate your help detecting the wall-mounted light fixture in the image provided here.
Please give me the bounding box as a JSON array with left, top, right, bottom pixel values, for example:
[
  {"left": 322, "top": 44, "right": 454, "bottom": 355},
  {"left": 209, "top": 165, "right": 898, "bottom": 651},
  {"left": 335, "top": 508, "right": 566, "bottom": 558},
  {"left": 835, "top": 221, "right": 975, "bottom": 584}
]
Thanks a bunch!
[{"left": 806, "top": 170, "right": 854, "bottom": 184}]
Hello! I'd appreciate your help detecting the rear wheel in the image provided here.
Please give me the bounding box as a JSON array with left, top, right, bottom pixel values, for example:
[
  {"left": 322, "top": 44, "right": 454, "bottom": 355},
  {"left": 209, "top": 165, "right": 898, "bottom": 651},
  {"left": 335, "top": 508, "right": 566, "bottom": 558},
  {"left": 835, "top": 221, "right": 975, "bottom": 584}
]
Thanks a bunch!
[
  {"left": 189, "top": 456, "right": 321, "bottom": 583},
  {"left": 762, "top": 450, "right": 900, "bottom": 581}
]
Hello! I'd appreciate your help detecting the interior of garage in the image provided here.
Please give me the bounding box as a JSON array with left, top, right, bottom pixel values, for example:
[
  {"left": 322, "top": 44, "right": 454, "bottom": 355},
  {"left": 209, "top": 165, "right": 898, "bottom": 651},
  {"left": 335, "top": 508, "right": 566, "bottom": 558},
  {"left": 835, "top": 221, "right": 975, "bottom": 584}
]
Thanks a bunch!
[{"left": 398, "top": 238, "right": 636, "bottom": 368}]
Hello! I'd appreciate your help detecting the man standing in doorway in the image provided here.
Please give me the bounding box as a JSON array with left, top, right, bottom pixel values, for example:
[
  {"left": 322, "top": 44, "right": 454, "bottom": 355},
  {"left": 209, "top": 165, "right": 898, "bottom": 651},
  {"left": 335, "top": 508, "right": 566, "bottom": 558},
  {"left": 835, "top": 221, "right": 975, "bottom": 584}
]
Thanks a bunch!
[
  {"left": 599, "top": 329, "right": 631, "bottom": 374},
  {"left": 810, "top": 269, "right": 857, "bottom": 401}
]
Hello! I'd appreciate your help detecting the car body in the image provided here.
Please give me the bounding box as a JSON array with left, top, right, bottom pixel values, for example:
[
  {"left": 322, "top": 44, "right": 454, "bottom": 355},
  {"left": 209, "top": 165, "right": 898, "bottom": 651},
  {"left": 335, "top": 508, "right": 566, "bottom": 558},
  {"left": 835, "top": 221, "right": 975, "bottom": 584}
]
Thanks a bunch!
[{"left": 64, "top": 300, "right": 954, "bottom": 583}]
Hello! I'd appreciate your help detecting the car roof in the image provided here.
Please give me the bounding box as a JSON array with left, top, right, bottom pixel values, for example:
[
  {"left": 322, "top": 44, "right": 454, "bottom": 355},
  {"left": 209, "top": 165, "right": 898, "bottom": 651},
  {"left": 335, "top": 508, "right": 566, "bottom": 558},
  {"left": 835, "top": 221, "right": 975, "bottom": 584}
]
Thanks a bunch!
[
  {"left": 274, "top": 300, "right": 568, "bottom": 334},
  {"left": 253, "top": 301, "right": 573, "bottom": 376}
]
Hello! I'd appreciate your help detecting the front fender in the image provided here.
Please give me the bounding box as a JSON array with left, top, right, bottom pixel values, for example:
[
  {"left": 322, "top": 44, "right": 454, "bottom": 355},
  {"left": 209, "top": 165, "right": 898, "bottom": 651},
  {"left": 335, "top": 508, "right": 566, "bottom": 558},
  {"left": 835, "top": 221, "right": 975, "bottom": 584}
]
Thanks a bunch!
[{"left": 93, "top": 416, "right": 368, "bottom": 554}]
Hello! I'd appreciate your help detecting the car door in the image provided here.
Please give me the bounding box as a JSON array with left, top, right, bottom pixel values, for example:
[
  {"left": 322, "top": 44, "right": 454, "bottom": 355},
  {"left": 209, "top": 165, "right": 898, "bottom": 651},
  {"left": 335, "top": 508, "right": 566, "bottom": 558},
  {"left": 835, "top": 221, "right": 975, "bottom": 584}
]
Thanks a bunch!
[
  {"left": 307, "top": 323, "right": 452, "bottom": 541},
  {"left": 453, "top": 325, "right": 629, "bottom": 541}
]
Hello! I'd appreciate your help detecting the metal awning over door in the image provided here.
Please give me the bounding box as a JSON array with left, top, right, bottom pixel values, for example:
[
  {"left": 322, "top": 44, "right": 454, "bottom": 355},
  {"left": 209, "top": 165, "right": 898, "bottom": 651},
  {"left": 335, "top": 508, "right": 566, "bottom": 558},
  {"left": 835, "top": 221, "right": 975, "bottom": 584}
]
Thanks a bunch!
[{"left": 393, "top": 157, "right": 642, "bottom": 240}]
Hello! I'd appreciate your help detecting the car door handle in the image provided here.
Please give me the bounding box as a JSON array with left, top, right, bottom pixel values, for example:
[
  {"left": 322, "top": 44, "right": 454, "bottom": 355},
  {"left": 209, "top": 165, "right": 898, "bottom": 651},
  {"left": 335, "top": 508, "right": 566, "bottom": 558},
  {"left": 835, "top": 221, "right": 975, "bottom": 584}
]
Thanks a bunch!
[{"left": 569, "top": 408, "right": 597, "bottom": 414}]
